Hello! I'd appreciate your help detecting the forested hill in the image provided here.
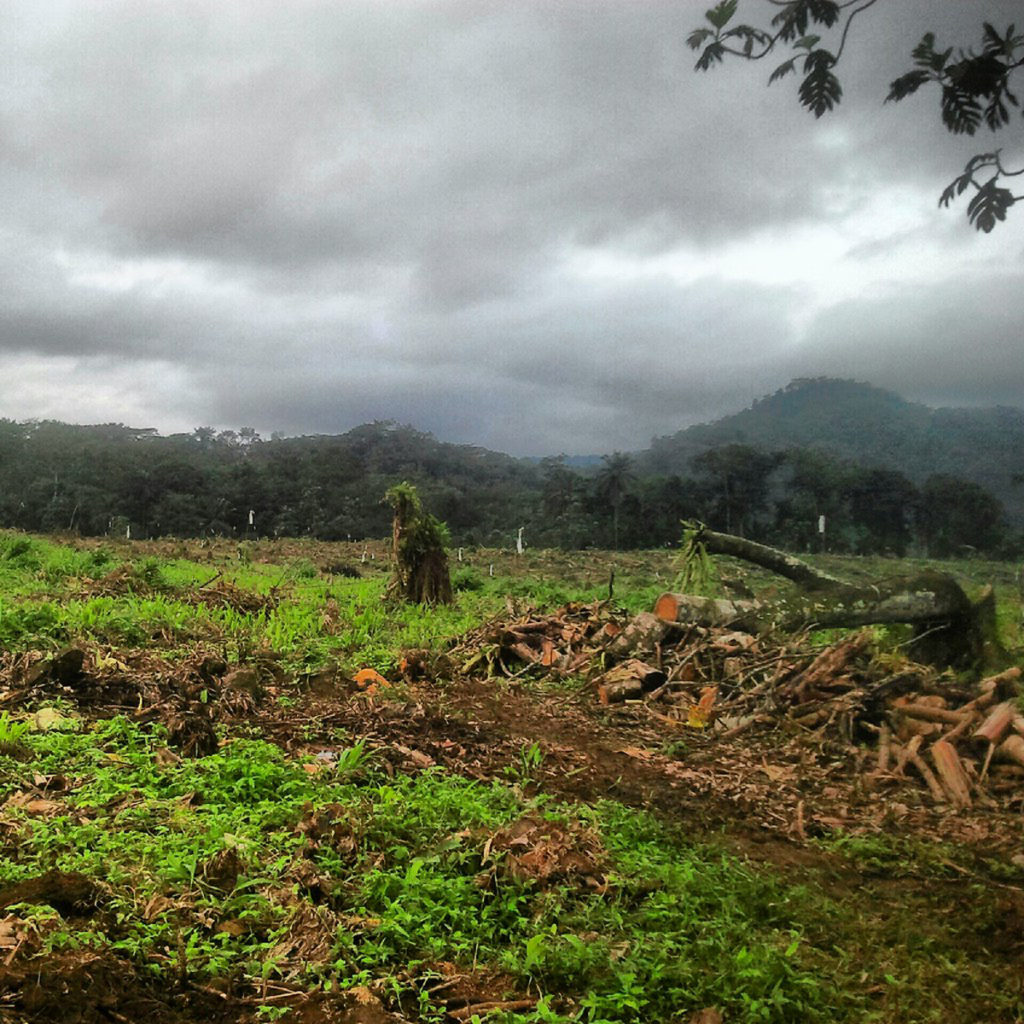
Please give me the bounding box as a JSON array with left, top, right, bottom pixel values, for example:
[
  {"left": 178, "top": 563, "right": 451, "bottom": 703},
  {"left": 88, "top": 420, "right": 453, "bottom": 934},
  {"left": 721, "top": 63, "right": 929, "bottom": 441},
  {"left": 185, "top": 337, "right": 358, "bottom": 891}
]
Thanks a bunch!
[
  {"left": 1, "top": 378, "right": 1021, "bottom": 555},
  {"left": 0, "top": 420, "right": 541, "bottom": 545},
  {"left": 641, "top": 378, "right": 1024, "bottom": 522}
]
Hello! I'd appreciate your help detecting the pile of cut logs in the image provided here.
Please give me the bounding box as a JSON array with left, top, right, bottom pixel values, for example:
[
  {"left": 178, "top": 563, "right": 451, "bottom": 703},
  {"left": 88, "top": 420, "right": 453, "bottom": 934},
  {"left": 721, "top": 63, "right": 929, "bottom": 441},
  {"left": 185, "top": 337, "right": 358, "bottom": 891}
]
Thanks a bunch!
[{"left": 453, "top": 598, "right": 1024, "bottom": 809}]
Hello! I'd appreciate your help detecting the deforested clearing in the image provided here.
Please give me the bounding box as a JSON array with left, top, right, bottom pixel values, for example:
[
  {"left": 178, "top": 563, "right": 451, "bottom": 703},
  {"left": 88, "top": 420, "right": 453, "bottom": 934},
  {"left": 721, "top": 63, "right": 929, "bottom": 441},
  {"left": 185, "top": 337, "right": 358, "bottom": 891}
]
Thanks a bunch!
[{"left": 1, "top": 530, "right": 1022, "bottom": 1024}]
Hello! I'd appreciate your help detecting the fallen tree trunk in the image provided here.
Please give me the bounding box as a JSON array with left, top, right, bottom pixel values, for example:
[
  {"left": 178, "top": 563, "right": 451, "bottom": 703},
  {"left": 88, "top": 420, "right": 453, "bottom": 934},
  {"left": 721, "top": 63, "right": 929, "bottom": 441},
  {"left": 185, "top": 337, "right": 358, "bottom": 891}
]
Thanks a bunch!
[
  {"left": 688, "top": 529, "right": 846, "bottom": 591},
  {"left": 660, "top": 526, "right": 1006, "bottom": 670},
  {"left": 655, "top": 573, "right": 973, "bottom": 633},
  {"left": 653, "top": 593, "right": 760, "bottom": 632}
]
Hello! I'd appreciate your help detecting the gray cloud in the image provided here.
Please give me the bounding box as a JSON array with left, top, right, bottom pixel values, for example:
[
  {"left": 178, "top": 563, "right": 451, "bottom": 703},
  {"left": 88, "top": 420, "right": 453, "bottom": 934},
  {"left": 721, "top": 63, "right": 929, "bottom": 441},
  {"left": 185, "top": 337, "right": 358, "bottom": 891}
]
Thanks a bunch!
[
  {"left": 1, "top": 0, "right": 1022, "bottom": 454},
  {"left": 792, "top": 268, "right": 1024, "bottom": 409}
]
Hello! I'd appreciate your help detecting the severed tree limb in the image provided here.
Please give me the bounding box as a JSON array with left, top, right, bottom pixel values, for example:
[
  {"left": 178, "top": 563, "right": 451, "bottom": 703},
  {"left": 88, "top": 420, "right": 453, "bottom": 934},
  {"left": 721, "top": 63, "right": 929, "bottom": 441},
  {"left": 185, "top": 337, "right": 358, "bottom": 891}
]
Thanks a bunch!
[
  {"left": 660, "top": 526, "right": 1007, "bottom": 670},
  {"left": 694, "top": 526, "right": 847, "bottom": 591}
]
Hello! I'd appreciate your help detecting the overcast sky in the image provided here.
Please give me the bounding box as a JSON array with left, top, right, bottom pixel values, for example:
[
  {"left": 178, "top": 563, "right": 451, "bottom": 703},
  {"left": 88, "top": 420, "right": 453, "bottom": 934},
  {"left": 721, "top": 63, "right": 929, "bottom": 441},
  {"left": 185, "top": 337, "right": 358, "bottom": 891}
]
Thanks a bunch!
[{"left": 2, "top": 1, "right": 1022, "bottom": 455}]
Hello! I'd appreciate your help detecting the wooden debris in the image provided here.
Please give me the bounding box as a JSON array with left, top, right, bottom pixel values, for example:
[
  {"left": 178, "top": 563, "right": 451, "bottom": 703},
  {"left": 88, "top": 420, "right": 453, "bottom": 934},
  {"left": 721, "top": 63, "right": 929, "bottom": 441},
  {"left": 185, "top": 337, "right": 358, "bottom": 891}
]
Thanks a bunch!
[
  {"left": 978, "top": 665, "right": 1022, "bottom": 701},
  {"left": 995, "top": 734, "right": 1024, "bottom": 769},
  {"left": 972, "top": 701, "right": 1016, "bottom": 746},
  {"left": 893, "top": 699, "right": 966, "bottom": 726},
  {"left": 449, "top": 592, "right": 1021, "bottom": 814},
  {"left": 905, "top": 740, "right": 947, "bottom": 804},
  {"left": 595, "top": 660, "right": 666, "bottom": 705},
  {"left": 930, "top": 740, "right": 972, "bottom": 808},
  {"left": 605, "top": 611, "right": 669, "bottom": 660},
  {"left": 789, "top": 634, "right": 869, "bottom": 700},
  {"left": 876, "top": 723, "right": 892, "bottom": 773}
]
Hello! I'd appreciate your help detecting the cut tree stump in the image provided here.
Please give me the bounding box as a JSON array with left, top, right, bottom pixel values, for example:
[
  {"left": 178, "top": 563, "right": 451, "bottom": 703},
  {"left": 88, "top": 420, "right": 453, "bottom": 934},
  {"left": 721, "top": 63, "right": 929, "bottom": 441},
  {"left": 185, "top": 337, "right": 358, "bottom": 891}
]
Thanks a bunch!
[{"left": 384, "top": 483, "right": 453, "bottom": 606}]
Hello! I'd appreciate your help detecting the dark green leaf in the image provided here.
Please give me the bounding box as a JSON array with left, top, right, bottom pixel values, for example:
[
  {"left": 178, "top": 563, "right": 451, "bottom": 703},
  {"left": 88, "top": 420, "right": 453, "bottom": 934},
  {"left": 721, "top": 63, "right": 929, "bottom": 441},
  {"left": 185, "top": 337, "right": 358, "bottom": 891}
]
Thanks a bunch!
[
  {"left": 705, "top": 0, "right": 738, "bottom": 31},
  {"left": 983, "top": 22, "right": 1001, "bottom": 49},
  {"left": 695, "top": 42, "right": 726, "bottom": 72},
  {"left": 772, "top": 2, "right": 808, "bottom": 43},
  {"left": 981, "top": 22, "right": 1014, "bottom": 56},
  {"left": 687, "top": 28, "right": 714, "bottom": 51},
  {"left": 799, "top": 50, "right": 842, "bottom": 117},
  {"left": 941, "top": 86, "right": 982, "bottom": 135},
  {"left": 772, "top": 0, "right": 839, "bottom": 43},
  {"left": 964, "top": 153, "right": 994, "bottom": 173},
  {"left": 886, "top": 70, "right": 930, "bottom": 104},
  {"left": 947, "top": 55, "right": 1008, "bottom": 99},
  {"left": 806, "top": 0, "right": 840, "bottom": 28},
  {"left": 911, "top": 32, "right": 952, "bottom": 73},
  {"left": 769, "top": 58, "right": 798, "bottom": 85},
  {"left": 938, "top": 172, "right": 972, "bottom": 208},
  {"left": 911, "top": 33, "right": 936, "bottom": 66},
  {"left": 984, "top": 95, "right": 1011, "bottom": 131},
  {"left": 794, "top": 34, "right": 820, "bottom": 51},
  {"left": 966, "top": 178, "right": 1016, "bottom": 232}
]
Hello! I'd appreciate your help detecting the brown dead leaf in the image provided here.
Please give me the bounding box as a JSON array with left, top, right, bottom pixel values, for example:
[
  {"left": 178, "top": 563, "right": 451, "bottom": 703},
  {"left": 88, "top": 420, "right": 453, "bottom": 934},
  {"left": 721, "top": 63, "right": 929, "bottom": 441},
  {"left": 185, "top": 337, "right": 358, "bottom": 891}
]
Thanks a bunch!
[
  {"left": 4, "top": 793, "right": 64, "bottom": 816},
  {"left": 0, "top": 917, "right": 22, "bottom": 949},
  {"left": 759, "top": 763, "right": 796, "bottom": 784},
  {"left": 142, "top": 894, "right": 176, "bottom": 922},
  {"left": 616, "top": 746, "right": 654, "bottom": 761}
]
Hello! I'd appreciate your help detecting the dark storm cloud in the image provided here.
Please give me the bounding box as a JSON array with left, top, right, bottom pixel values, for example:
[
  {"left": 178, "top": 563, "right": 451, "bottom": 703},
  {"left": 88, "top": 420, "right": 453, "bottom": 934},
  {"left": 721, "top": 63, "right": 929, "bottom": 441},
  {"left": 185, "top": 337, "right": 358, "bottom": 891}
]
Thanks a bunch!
[
  {"left": 791, "top": 268, "right": 1024, "bottom": 409},
  {"left": 6, "top": 2, "right": 846, "bottom": 270},
  {"left": 200, "top": 271, "right": 795, "bottom": 453},
  {"left": 1, "top": 1, "right": 1022, "bottom": 453}
]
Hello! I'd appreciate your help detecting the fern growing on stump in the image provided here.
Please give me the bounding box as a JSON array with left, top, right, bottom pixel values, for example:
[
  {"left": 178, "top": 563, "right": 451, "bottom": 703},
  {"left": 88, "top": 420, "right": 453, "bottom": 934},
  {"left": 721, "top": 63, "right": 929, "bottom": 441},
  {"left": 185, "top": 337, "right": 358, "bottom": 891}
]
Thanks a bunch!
[{"left": 384, "top": 483, "right": 453, "bottom": 606}]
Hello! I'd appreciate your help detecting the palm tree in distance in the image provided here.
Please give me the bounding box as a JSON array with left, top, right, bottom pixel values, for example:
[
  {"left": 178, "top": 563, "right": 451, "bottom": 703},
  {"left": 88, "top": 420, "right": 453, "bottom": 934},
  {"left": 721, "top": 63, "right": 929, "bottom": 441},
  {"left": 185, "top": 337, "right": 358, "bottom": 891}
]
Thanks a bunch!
[{"left": 595, "top": 452, "right": 636, "bottom": 550}]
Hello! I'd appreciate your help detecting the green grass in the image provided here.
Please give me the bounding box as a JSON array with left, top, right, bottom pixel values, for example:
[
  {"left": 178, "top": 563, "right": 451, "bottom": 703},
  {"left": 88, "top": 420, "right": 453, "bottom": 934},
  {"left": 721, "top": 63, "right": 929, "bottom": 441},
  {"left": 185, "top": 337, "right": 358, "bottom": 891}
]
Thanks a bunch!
[
  {"left": 0, "top": 535, "right": 505, "bottom": 673},
  {"left": 0, "top": 715, "right": 844, "bottom": 1022}
]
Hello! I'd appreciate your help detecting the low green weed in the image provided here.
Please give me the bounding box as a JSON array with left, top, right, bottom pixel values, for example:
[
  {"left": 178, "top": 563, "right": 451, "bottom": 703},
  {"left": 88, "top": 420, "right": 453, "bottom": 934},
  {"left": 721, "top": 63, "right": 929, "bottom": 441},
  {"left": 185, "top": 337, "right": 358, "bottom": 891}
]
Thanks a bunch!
[
  {"left": 0, "top": 711, "right": 30, "bottom": 755},
  {"left": 505, "top": 741, "right": 545, "bottom": 787},
  {"left": 3, "top": 712, "right": 998, "bottom": 1022}
]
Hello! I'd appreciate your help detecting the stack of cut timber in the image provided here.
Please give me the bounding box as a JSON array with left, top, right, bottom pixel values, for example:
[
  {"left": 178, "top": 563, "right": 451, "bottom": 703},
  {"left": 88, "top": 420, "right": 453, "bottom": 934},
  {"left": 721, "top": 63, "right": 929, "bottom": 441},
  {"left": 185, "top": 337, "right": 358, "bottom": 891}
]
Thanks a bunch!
[{"left": 449, "top": 597, "right": 1023, "bottom": 811}]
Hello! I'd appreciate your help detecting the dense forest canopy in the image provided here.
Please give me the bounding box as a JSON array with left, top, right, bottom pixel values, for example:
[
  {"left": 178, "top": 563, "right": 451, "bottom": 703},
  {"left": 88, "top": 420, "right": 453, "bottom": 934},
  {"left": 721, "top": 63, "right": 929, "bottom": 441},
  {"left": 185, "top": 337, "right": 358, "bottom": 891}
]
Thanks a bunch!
[{"left": 0, "top": 379, "right": 1019, "bottom": 557}]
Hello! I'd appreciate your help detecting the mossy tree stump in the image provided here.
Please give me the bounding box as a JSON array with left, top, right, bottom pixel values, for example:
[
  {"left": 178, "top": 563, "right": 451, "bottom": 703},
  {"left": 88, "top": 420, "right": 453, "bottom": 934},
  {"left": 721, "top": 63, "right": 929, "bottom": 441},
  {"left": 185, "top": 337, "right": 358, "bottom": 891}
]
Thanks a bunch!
[{"left": 384, "top": 483, "right": 453, "bottom": 606}]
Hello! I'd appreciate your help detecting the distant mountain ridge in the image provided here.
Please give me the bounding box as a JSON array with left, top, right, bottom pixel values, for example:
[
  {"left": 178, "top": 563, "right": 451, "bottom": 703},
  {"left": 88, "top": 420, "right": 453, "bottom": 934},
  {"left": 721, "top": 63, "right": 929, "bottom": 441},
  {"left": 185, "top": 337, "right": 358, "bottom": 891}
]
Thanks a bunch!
[
  {"left": 2, "top": 378, "right": 1021, "bottom": 544},
  {"left": 639, "top": 377, "right": 1024, "bottom": 523}
]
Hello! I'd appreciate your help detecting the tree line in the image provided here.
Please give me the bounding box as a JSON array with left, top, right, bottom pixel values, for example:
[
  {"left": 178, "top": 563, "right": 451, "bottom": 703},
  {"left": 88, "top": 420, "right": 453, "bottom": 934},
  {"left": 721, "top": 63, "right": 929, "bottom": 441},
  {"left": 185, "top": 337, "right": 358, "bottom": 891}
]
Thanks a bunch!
[{"left": 0, "top": 418, "right": 1016, "bottom": 558}]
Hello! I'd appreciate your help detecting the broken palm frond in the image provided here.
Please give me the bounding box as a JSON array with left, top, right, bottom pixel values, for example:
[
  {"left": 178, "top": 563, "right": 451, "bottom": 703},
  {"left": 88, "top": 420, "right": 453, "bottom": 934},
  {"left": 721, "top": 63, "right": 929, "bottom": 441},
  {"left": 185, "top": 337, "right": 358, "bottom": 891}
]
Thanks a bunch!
[{"left": 676, "top": 520, "right": 719, "bottom": 597}]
